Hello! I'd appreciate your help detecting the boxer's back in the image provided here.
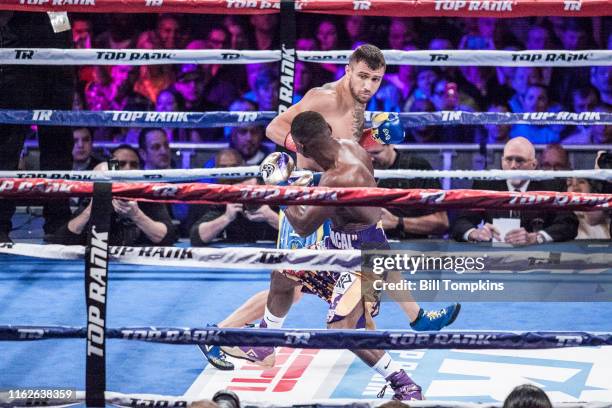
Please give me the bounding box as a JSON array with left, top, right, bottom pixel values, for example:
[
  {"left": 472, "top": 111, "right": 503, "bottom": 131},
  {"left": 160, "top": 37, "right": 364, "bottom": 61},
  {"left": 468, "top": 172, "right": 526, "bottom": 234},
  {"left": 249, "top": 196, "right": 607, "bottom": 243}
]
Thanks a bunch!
[{"left": 321, "top": 140, "right": 381, "bottom": 230}]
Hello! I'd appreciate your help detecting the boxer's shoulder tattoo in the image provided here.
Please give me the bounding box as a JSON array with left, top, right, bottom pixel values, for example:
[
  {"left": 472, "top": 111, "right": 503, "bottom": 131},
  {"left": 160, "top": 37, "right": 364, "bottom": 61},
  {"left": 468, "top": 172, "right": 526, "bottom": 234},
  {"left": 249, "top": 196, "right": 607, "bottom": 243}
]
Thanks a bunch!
[{"left": 352, "top": 102, "right": 365, "bottom": 140}]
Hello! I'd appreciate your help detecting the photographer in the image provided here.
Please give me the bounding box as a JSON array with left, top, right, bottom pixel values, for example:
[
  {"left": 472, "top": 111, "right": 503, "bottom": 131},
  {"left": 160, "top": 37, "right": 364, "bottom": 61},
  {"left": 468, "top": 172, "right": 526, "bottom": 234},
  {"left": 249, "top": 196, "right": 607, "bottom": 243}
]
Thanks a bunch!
[
  {"left": 189, "top": 149, "right": 278, "bottom": 245},
  {"left": 50, "top": 145, "right": 176, "bottom": 246}
]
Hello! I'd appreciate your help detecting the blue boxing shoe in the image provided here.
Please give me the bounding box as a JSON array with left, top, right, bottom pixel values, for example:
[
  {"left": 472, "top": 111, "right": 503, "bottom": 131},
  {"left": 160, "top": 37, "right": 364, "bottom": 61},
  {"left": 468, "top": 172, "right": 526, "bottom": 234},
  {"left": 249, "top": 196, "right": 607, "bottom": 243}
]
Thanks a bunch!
[
  {"left": 410, "top": 303, "right": 461, "bottom": 331},
  {"left": 197, "top": 325, "right": 235, "bottom": 371}
]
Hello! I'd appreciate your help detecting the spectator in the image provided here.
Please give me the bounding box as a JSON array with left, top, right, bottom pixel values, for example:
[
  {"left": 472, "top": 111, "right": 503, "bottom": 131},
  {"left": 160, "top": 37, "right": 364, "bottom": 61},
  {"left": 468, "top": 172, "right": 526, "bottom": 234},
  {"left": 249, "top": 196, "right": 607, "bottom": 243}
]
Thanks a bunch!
[
  {"left": 567, "top": 177, "right": 611, "bottom": 239},
  {"left": 173, "top": 64, "right": 209, "bottom": 110},
  {"left": 296, "top": 37, "right": 316, "bottom": 51},
  {"left": 387, "top": 18, "right": 415, "bottom": 50},
  {"left": 365, "top": 144, "right": 448, "bottom": 239},
  {"left": 451, "top": 137, "right": 578, "bottom": 244},
  {"left": 51, "top": 145, "right": 176, "bottom": 246},
  {"left": 428, "top": 36, "right": 453, "bottom": 50},
  {"left": 72, "top": 17, "right": 93, "bottom": 49},
  {"left": 249, "top": 14, "right": 279, "bottom": 50},
  {"left": 316, "top": 20, "right": 343, "bottom": 80},
  {"left": 294, "top": 62, "right": 313, "bottom": 103},
  {"left": 0, "top": 13, "right": 75, "bottom": 243},
  {"left": 84, "top": 79, "right": 113, "bottom": 111},
  {"left": 223, "top": 16, "right": 250, "bottom": 49},
  {"left": 133, "top": 28, "right": 175, "bottom": 103},
  {"left": 139, "top": 128, "right": 171, "bottom": 170},
  {"left": 459, "top": 18, "right": 497, "bottom": 50},
  {"left": 405, "top": 99, "right": 437, "bottom": 143},
  {"left": 573, "top": 85, "right": 600, "bottom": 113},
  {"left": 344, "top": 16, "right": 366, "bottom": 45},
  {"left": 508, "top": 67, "right": 544, "bottom": 112},
  {"left": 156, "top": 87, "right": 184, "bottom": 112},
  {"left": 526, "top": 25, "right": 552, "bottom": 50},
  {"left": 224, "top": 98, "right": 258, "bottom": 139},
  {"left": 206, "top": 25, "right": 229, "bottom": 49},
  {"left": 549, "top": 19, "right": 593, "bottom": 105},
  {"left": 253, "top": 68, "right": 279, "bottom": 111},
  {"left": 539, "top": 144, "right": 571, "bottom": 171},
  {"left": 156, "top": 87, "right": 201, "bottom": 143},
  {"left": 561, "top": 86, "right": 601, "bottom": 143},
  {"left": 503, "top": 384, "right": 552, "bottom": 408},
  {"left": 403, "top": 66, "right": 439, "bottom": 111},
  {"left": 591, "top": 66, "right": 612, "bottom": 105},
  {"left": 243, "top": 63, "right": 271, "bottom": 101},
  {"left": 495, "top": 45, "right": 520, "bottom": 102},
  {"left": 72, "top": 128, "right": 101, "bottom": 171},
  {"left": 430, "top": 78, "right": 477, "bottom": 142},
  {"left": 510, "top": 84, "right": 563, "bottom": 144},
  {"left": 591, "top": 104, "right": 612, "bottom": 144},
  {"left": 428, "top": 35, "right": 483, "bottom": 104},
  {"left": 186, "top": 39, "right": 241, "bottom": 108},
  {"left": 477, "top": 103, "right": 511, "bottom": 144},
  {"left": 94, "top": 15, "right": 137, "bottom": 49},
  {"left": 155, "top": 14, "right": 187, "bottom": 49},
  {"left": 230, "top": 125, "right": 271, "bottom": 165},
  {"left": 560, "top": 18, "right": 592, "bottom": 50},
  {"left": 109, "top": 65, "right": 152, "bottom": 111},
  {"left": 190, "top": 149, "right": 278, "bottom": 245}
]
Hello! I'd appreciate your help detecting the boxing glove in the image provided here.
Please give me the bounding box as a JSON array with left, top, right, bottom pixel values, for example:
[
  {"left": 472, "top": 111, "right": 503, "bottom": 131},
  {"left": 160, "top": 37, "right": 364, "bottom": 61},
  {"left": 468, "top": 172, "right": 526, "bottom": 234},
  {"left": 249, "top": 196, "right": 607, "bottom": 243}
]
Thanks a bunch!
[
  {"left": 359, "top": 112, "right": 405, "bottom": 148},
  {"left": 259, "top": 152, "right": 295, "bottom": 185}
]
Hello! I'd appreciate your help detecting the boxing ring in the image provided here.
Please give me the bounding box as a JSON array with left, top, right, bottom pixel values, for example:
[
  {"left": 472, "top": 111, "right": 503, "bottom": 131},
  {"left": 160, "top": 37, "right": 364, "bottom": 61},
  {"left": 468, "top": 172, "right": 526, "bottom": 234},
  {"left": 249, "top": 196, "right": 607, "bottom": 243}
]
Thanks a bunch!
[
  {"left": 1, "top": 0, "right": 612, "bottom": 406},
  {"left": 2, "top": 239, "right": 612, "bottom": 406}
]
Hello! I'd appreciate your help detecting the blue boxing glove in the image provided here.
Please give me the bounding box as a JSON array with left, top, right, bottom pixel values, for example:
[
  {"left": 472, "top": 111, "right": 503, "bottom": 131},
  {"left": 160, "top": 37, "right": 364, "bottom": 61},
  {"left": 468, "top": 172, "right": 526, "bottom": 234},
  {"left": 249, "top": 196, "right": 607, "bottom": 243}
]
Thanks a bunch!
[{"left": 359, "top": 112, "right": 405, "bottom": 148}]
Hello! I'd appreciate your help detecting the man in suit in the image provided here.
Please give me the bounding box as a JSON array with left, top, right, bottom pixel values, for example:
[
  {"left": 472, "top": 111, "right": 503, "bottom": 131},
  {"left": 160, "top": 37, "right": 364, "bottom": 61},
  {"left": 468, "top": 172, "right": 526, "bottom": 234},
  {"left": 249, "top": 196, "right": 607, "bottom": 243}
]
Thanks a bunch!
[{"left": 451, "top": 137, "right": 578, "bottom": 244}]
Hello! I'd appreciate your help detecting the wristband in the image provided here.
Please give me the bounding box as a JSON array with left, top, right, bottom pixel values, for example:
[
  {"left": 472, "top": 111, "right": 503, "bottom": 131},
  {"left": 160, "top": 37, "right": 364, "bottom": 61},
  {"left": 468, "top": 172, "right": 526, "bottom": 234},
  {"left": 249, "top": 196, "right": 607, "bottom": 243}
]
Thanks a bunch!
[
  {"left": 284, "top": 133, "right": 297, "bottom": 152},
  {"left": 396, "top": 216, "right": 404, "bottom": 234}
]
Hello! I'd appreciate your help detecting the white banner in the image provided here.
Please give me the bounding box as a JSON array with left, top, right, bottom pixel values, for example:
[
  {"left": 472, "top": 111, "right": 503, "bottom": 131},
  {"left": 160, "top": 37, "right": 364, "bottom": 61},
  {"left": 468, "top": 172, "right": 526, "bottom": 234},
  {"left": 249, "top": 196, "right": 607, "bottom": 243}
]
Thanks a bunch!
[
  {"left": 2, "top": 48, "right": 611, "bottom": 67},
  {"left": 2, "top": 168, "right": 611, "bottom": 182},
  {"left": 0, "top": 243, "right": 360, "bottom": 272}
]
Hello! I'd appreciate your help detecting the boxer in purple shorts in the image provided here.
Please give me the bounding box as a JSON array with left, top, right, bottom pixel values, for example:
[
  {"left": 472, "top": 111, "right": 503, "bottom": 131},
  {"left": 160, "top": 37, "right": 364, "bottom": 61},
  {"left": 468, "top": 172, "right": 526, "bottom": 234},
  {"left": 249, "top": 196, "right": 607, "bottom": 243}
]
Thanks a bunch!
[{"left": 281, "top": 111, "right": 422, "bottom": 400}]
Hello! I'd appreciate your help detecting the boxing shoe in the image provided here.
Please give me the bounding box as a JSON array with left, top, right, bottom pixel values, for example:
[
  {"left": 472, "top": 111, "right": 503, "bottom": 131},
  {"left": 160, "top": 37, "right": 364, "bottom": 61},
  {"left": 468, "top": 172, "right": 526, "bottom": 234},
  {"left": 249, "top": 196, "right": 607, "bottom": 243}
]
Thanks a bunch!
[
  {"left": 198, "top": 325, "right": 234, "bottom": 371},
  {"left": 221, "top": 320, "right": 276, "bottom": 368},
  {"left": 410, "top": 303, "right": 461, "bottom": 331},
  {"left": 378, "top": 369, "right": 423, "bottom": 401}
]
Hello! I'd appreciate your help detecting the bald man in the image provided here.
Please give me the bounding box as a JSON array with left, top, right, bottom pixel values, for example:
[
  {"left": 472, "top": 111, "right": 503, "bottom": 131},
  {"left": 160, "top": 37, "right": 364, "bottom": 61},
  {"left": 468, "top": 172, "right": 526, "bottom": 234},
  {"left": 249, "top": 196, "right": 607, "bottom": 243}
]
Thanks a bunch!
[{"left": 451, "top": 137, "right": 578, "bottom": 244}]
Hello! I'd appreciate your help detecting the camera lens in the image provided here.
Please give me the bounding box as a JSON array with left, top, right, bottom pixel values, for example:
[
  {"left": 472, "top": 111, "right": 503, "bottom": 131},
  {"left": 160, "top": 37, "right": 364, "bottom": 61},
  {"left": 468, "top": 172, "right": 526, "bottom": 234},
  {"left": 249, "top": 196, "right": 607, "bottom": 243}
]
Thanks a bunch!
[{"left": 212, "top": 390, "right": 240, "bottom": 408}]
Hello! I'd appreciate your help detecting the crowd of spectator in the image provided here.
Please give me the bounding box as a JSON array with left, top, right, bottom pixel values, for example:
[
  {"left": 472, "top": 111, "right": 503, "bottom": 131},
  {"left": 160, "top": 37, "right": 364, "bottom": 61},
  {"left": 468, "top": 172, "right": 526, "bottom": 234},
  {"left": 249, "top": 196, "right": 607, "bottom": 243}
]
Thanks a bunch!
[
  {"left": 48, "top": 125, "right": 608, "bottom": 246},
  {"left": 67, "top": 14, "right": 611, "bottom": 146},
  {"left": 2, "top": 13, "right": 611, "bottom": 245}
]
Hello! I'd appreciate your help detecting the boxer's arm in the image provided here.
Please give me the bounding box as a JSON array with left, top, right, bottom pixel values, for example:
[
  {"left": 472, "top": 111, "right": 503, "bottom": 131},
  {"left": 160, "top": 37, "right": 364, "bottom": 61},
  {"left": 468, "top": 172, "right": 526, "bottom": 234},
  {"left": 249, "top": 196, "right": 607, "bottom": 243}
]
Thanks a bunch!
[
  {"left": 266, "top": 88, "right": 336, "bottom": 151},
  {"left": 284, "top": 173, "right": 336, "bottom": 236}
]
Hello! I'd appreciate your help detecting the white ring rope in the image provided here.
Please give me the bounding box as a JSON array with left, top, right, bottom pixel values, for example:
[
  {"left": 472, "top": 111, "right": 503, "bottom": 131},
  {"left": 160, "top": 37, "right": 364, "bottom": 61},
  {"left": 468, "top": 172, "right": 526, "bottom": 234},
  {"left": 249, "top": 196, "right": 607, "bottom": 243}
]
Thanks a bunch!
[
  {"left": 2, "top": 48, "right": 610, "bottom": 67},
  {"left": 3, "top": 168, "right": 612, "bottom": 182},
  {"left": 0, "top": 243, "right": 609, "bottom": 274}
]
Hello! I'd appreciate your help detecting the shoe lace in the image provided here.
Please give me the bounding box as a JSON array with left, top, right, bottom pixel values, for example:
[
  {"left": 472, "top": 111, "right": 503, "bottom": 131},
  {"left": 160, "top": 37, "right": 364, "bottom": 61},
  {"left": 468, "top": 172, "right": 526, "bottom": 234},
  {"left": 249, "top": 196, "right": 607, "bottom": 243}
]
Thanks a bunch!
[
  {"left": 425, "top": 308, "right": 446, "bottom": 320},
  {"left": 377, "top": 385, "right": 388, "bottom": 398}
]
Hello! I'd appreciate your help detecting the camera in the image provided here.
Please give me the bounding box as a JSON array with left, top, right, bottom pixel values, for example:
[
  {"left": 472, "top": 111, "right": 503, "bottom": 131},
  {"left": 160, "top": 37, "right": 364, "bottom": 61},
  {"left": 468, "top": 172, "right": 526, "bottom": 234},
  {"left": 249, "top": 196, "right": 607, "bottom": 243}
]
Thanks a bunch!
[
  {"left": 244, "top": 203, "right": 262, "bottom": 212},
  {"left": 212, "top": 390, "right": 240, "bottom": 408},
  {"left": 107, "top": 159, "right": 120, "bottom": 171}
]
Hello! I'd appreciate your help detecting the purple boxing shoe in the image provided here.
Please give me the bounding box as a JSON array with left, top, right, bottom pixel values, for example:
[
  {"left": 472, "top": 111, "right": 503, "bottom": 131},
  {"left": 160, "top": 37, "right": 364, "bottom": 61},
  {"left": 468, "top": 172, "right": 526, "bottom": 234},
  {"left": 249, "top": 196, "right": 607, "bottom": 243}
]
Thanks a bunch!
[{"left": 378, "top": 369, "right": 423, "bottom": 401}]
